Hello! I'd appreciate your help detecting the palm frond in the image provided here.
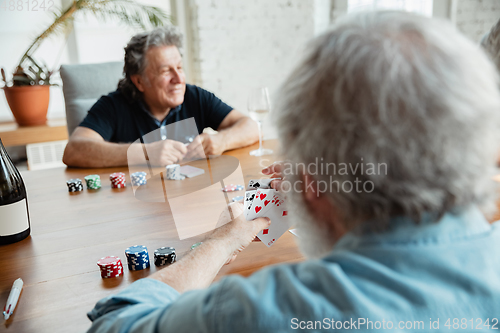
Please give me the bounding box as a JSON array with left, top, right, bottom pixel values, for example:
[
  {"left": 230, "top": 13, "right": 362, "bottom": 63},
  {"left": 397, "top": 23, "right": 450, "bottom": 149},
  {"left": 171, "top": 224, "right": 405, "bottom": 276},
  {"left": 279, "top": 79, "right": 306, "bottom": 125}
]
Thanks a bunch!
[
  {"left": 14, "top": 0, "right": 170, "bottom": 86},
  {"left": 79, "top": 0, "right": 169, "bottom": 30}
]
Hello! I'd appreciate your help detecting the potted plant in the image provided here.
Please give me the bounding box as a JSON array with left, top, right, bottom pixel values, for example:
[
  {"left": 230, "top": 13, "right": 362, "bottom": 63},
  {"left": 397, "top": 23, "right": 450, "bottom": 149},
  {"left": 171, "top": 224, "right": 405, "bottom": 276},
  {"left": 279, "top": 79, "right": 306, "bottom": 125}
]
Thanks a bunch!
[{"left": 1, "top": 0, "right": 169, "bottom": 126}]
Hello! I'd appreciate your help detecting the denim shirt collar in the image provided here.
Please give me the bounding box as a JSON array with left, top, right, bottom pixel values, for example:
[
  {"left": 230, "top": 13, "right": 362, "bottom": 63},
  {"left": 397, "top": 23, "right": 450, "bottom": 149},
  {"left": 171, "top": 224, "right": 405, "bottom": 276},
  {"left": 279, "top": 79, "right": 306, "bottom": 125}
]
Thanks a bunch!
[{"left": 333, "top": 206, "right": 492, "bottom": 251}]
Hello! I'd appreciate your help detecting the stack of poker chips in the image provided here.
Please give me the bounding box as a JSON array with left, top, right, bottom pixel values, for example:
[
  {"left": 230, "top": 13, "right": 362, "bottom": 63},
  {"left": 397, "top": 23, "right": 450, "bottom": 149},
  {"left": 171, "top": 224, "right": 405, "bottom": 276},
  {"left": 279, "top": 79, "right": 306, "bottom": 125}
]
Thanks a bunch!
[
  {"left": 130, "top": 172, "right": 147, "bottom": 186},
  {"left": 125, "top": 245, "right": 150, "bottom": 271},
  {"left": 84, "top": 175, "right": 102, "bottom": 190},
  {"left": 110, "top": 172, "right": 126, "bottom": 188},
  {"left": 97, "top": 256, "right": 123, "bottom": 278},
  {"left": 154, "top": 247, "right": 176, "bottom": 266},
  {"left": 66, "top": 178, "right": 83, "bottom": 192},
  {"left": 166, "top": 164, "right": 185, "bottom": 180},
  {"left": 221, "top": 184, "right": 244, "bottom": 192}
]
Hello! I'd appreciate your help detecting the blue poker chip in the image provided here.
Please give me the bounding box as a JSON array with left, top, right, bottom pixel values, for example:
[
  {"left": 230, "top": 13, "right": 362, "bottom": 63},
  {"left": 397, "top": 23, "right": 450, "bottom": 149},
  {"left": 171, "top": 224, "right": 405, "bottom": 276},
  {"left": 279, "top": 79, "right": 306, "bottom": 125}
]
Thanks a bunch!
[
  {"left": 125, "top": 245, "right": 150, "bottom": 270},
  {"left": 131, "top": 172, "right": 147, "bottom": 186},
  {"left": 222, "top": 184, "right": 244, "bottom": 192},
  {"left": 232, "top": 196, "right": 244, "bottom": 202}
]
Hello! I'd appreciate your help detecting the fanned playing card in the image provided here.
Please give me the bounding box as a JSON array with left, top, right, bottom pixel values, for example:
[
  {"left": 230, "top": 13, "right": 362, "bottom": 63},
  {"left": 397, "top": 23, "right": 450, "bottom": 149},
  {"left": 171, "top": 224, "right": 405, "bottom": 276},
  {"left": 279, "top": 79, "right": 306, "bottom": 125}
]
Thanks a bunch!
[
  {"left": 244, "top": 191, "right": 256, "bottom": 217},
  {"left": 244, "top": 186, "right": 289, "bottom": 247},
  {"left": 254, "top": 190, "right": 288, "bottom": 247},
  {"left": 247, "top": 178, "right": 280, "bottom": 190},
  {"left": 246, "top": 189, "right": 275, "bottom": 220}
]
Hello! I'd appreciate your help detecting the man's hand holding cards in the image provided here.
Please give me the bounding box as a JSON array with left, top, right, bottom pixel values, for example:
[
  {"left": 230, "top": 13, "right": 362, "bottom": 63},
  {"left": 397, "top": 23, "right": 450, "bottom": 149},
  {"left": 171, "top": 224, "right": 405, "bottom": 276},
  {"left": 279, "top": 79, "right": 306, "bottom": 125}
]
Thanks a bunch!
[{"left": 244, "top": 178, "right": 289, "bottom": 247}]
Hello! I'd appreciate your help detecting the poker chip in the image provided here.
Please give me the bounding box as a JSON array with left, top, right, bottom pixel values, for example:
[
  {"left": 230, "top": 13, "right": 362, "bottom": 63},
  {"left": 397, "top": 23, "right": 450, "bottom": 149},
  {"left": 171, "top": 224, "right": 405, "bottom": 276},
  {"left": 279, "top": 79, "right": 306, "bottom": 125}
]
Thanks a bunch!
[
  {"left": 125, "top": 245, "right": 150, "bottom": 271},
  {"left": 166, "top": 164, "right": 185, "bottom": 180},
  {"left": 191, "top": 242, "right": 203, "bottom": 250},
  {"left": 153, "top": 247, "right": 176, "bottom": 267},
  {"left": 97, "top": 256, "right": 123, "bottom": 278},
  {"left": 84, "top": 175, "right": 101, "bottom": 190},
  {"left": 131, "top": 171, "right": 147, "bottom": 186},
  {"left": 110, "top": 172, "right": 126, "bottom": 188},
  {"left": 66, "top": 178, "right": 83, "bottom": 192},
  {"left": 232, "top": 195, "right": 244, "bottom": 202},
  {"left": 221, "top": 184, "right": 244, "bottom": 192}
]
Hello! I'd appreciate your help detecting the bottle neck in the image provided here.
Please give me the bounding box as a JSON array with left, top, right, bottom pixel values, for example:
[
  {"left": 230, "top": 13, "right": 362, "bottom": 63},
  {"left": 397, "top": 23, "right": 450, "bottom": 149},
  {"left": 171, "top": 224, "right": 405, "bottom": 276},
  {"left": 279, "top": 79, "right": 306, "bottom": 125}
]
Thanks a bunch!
[{"left": 0, "top": 138, "right": 25, "bottom": 205}]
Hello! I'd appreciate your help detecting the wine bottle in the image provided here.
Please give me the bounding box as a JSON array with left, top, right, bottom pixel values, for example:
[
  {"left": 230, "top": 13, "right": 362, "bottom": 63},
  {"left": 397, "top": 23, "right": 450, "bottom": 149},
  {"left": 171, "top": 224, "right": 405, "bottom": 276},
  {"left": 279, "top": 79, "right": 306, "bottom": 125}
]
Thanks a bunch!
[{"left": 0, "top": 138, "right": 30, "bottom": 245}]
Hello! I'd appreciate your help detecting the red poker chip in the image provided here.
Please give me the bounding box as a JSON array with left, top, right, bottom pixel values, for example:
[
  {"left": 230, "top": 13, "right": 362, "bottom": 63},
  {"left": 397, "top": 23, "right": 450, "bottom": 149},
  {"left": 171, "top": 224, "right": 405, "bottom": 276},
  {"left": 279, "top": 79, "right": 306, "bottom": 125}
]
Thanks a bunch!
[
  {"left": 97, "top": 256, "right": 121, "bottom": 267},
  {"left": 98, "top": 256, "right": 124, "bottom": 278},
  {"left": 110, "top": 172, "right": 125, "bottom": 178}
]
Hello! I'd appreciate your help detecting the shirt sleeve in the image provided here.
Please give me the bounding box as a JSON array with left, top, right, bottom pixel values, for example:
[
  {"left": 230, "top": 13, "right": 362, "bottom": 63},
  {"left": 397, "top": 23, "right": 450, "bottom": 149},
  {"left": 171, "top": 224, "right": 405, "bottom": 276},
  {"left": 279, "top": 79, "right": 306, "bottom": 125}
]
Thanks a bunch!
[
  {"left": 86, "top": 278, "right": 224, "bottom": 333},
  {"left": 85, "top": 262, "right": 337, "bottom": 333},
  {"left": 198, "top": 88, "right": 234, "bottom": 130},
  {"left": 78, "top": 95, "right": 117, "bottom": 141}
]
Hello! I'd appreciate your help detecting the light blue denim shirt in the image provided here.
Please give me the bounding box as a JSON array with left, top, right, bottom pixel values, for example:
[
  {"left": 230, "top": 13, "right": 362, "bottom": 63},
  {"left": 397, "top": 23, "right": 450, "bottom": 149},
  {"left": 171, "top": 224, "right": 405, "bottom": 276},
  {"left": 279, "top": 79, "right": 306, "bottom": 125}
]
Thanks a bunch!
[{"left": 87, "top": 206, "right": 500, "bottom": 332}]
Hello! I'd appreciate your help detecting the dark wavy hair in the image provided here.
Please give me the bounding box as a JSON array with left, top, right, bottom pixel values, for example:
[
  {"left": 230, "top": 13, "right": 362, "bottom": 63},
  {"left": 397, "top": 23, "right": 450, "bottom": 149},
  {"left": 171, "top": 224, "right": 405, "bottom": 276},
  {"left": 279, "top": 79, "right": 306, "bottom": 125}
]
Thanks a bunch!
[{"left": 118, "top": 26, "right": 183, "bottom": 101}]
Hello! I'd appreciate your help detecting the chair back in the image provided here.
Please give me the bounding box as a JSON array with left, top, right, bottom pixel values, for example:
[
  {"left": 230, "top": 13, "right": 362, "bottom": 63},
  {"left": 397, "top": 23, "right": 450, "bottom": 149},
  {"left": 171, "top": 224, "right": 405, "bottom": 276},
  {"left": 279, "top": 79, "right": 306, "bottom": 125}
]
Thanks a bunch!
[{"left": 60, "top": 61, "right": 123, "bottom": 135}]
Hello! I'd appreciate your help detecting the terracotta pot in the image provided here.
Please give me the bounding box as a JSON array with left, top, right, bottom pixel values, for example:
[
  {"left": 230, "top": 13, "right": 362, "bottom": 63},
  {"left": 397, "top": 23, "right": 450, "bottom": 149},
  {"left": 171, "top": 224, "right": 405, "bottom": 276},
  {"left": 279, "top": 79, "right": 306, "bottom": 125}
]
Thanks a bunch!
[{"left": 3, "top": 85, "right": 49, "bottom": 126}]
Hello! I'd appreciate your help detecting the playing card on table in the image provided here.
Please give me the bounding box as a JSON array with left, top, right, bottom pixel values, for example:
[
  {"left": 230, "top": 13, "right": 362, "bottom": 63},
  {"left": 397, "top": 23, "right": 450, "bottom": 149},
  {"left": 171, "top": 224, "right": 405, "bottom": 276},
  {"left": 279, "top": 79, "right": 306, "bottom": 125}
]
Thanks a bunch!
[
  {"left": 247, "top": 178, "right": 281, "bottom": 190},
  {"left": 179, "top": 165, "right": 205, "bottom": 178}
]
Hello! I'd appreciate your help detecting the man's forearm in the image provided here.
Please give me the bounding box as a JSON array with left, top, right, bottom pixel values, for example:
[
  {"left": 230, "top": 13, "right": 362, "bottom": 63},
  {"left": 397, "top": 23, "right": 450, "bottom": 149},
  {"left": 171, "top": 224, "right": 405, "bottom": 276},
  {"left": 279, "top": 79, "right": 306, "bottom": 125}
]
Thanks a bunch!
[
  {"left": 219, "top": 117, "right": 259, "bottom": 151},
  {"left": 63, "top": 139, "right": 136, "bottom": 167},
  {"left": 148, "top": 239, "right": 230, "bottom": 293}
]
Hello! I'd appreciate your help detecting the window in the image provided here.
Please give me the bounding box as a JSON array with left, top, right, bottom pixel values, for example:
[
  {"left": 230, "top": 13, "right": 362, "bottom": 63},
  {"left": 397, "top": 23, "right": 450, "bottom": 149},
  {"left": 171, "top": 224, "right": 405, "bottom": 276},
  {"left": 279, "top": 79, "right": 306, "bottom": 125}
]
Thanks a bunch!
[{"left": 347, "top": 0, "right": 434, "bottom": 17}]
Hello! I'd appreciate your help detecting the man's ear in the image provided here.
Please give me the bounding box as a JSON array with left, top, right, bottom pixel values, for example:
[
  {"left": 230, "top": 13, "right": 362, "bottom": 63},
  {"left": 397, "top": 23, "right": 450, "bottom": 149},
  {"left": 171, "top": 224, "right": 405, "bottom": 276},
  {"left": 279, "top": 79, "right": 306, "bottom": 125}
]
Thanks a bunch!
[
  {"left": 302, "top": 173, "right": 320, "bottom": 204},
  {"left": 130, "top": 74, "right": 146, "bottom": 92}
]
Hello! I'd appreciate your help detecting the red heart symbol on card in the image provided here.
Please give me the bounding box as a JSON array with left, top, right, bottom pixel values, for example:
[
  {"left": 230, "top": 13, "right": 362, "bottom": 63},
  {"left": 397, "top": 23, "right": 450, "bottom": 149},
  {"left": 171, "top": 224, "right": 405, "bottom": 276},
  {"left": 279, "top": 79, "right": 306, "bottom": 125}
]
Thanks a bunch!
[
  {"left": 264, "top": 200, "right": 270, "bottom": 206},
  {"left": 282, "top": 211, "right": 288, "bottom": 216},
  {"left": 259, "top": 193, "right": 266, "bottom": 200},
  {"left": 255, "top": 206, "right": 262, "bottom": 213}
]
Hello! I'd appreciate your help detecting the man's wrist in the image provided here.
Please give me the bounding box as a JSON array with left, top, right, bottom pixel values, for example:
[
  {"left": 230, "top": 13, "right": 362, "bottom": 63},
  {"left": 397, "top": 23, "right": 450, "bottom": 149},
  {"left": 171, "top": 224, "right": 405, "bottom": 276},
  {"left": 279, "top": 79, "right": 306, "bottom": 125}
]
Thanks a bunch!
[
  {"left": 216, "top": 131, "right": 229, "bottom": 152},
  {"left": 127, "top": 142, "right": 147, "bottom": 165},
  {"left": 202, "top": 237, "right": 234, "bottom": 263}
]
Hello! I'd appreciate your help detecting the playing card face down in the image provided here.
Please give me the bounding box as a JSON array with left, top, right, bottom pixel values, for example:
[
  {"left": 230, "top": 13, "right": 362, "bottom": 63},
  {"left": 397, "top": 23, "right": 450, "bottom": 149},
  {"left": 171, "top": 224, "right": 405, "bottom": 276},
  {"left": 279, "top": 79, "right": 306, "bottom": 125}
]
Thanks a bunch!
[
  {"left": 180, "top": 165, "right": 205, "bottom": 178},
  {"left": 244, "top": 186, "right": 289, "bottom": 247}
]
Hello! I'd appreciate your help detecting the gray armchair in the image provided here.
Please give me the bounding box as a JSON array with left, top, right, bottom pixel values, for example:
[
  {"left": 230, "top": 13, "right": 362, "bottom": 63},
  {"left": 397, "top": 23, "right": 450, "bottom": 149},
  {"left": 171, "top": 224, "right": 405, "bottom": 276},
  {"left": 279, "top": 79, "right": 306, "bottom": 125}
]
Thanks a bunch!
[{"left": 60, "top": 61, "right": 124, "bottom": 135}]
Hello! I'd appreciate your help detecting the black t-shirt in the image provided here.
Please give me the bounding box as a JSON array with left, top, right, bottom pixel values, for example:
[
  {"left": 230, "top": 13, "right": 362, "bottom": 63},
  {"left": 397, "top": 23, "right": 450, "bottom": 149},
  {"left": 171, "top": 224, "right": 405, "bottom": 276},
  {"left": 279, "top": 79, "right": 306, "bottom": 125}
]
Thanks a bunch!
[{"left": 79, "top": 84, "right": 233, "bottom": 143}]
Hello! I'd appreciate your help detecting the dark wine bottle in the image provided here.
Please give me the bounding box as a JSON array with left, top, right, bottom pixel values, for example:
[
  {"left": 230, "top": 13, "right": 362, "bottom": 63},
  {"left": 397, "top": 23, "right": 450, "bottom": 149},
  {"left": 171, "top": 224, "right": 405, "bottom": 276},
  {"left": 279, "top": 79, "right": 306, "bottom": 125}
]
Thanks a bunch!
[{"left": 0, "top": 138, "right": 30, "bottom": 245}]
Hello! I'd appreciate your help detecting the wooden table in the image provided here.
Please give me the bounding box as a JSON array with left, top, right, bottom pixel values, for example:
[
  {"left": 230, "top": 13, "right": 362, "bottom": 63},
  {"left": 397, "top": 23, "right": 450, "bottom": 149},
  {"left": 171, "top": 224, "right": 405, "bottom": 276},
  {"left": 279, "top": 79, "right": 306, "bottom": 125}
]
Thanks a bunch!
[
  {"left": 0, "top": 118, "right": 68, "bottom": 147},
  {"left": 0, "top": 140, "right": 304, "bottom": 332}
]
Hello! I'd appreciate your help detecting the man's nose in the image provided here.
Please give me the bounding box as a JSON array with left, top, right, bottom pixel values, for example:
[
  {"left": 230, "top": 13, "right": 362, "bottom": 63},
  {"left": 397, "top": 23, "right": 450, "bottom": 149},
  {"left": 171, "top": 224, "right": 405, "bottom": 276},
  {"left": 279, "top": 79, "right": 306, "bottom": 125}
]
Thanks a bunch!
[{"left": 171, "top": 69, "right": 183, "bottom": 83}]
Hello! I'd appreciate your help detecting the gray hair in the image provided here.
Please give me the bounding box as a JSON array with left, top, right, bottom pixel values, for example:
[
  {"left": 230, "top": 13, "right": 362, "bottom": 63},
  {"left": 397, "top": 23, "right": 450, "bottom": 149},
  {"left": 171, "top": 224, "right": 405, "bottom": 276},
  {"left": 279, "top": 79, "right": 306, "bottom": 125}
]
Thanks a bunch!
[
  {"left": 481, "top": 18, "right": 500, "bottom": 72},
  {"left": 276, "top": 11, "right": 500, "bottom": 228},
  {"left": 118, "top": 26, "right": 183, "bottom": 100}
]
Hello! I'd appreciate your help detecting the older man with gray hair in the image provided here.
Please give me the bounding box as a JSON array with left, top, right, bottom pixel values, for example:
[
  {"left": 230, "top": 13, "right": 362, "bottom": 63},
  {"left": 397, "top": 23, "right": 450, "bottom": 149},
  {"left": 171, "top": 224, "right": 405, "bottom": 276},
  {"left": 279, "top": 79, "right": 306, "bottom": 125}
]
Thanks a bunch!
[
  {"left": 63, "top": 26, "right": 258, "bottom": 167},
  {"left": 86, "top": 11, "right": 500, "bottom": 332}
]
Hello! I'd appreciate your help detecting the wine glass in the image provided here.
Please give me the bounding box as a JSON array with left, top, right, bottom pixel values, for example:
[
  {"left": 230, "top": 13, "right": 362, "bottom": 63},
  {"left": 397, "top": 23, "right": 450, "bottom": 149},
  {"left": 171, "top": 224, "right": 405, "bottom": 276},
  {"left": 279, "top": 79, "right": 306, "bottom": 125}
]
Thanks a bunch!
[{"left": 248, "top": 87, "right": 273, "bottom": 156}]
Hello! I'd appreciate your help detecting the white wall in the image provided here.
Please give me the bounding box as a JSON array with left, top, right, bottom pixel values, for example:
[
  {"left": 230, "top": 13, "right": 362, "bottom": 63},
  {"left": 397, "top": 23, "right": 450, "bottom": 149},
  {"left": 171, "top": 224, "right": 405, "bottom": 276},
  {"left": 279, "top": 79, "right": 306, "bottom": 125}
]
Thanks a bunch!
[
  {"left": 455, "top": 0, "right": 500, "bottom": 43},
  {"left": 0, "top": 0, "right": 170, "bottom": 122},
  {"left": 184, "top": 0, "right": 328, "bottom": 139},
  {"left": 2, "top": 0, "right": 499, "bottom": 132}
]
